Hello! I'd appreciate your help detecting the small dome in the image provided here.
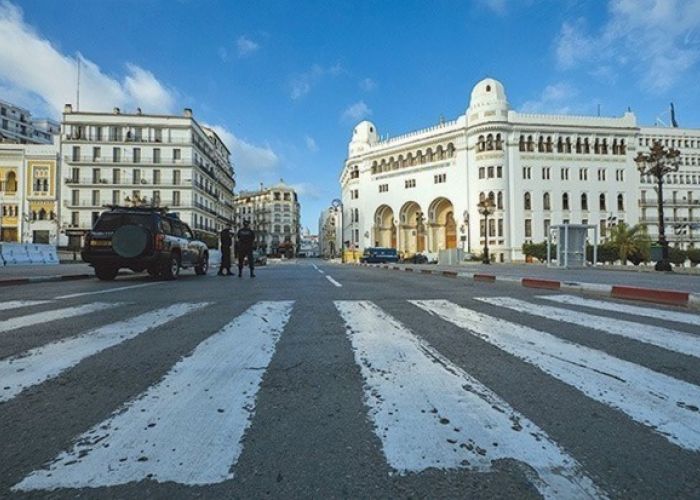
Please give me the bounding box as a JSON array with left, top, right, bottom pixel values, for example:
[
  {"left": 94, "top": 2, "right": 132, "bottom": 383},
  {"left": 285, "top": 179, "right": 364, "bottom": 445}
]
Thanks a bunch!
[
  {"left": 348, "top": 120, "right": 379, "bottom": 157},
  {"left": 469, "top": 78, "right": 507, "bottom": 108}
]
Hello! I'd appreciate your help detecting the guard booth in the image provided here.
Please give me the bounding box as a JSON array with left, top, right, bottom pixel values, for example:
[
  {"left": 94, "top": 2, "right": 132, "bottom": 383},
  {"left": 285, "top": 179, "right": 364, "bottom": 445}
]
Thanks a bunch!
[{"left": 547, "top": 224, "right": 598, "bottom": 268}]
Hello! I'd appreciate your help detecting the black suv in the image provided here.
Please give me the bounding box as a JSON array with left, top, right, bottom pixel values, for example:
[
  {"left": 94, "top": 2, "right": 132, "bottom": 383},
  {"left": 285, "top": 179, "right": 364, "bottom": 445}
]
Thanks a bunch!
[{"left": 82, "top": 207, "right": 209, "bottom": 281}]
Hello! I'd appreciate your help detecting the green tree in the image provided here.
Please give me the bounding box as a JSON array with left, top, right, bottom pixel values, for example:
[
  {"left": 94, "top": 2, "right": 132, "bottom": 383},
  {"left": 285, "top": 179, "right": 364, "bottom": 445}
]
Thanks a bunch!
[
  {"left": 607, "top": 222, "right": 652, "bottom": 265},
  {"left": 669, "top": 246, "right": 687, "bottom": 267},
  {"left": 522, "top": 241, "right": 555, "bottom": 263},
  {"left": 687, "top": 248, "right": 700, "bottom": 267}
]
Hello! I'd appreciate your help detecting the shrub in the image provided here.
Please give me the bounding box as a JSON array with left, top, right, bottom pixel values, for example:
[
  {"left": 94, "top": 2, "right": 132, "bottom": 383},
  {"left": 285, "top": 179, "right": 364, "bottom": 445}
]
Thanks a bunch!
[
  {"left": 687, "top": 248, "right": 700, "bottom": 266},
  {"left": 669, "top": 247, "right": 687, "bottom": 266},
  {"left": 522, "top": 241, "right": 556, "bottom": 263}
]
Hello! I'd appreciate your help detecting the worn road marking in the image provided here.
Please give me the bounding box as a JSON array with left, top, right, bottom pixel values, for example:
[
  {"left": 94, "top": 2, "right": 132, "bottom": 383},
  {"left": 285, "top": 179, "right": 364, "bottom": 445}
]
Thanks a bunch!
[
  {"left": 326, "top": 275, "right": 341, "bottom": 287},
  {"left": 0, "top": 300, "right": 50, "bottom": 311},
  {"left": 55, "top": 282, "right": 159, "bottom": 300},
  {"left": 540, "top": 294, "right": 700, "bottom": 327},
  {"left": 0, "top": 303, "right": 119, "bottom": 334},
  {"left": 0, "top": 303, "right": 209, "bottom": 403},
  {"left": 14, "top": 301, "right": 294, "bottom": 490},
  {"left": 413, "top": 299, "right": 700, "bottom": 452},
  {"left": 335, "top": 300, "right": 604, "bottom": 500},
  {"left": 479, "top": 296, "right": 700, "bottom": 359}
]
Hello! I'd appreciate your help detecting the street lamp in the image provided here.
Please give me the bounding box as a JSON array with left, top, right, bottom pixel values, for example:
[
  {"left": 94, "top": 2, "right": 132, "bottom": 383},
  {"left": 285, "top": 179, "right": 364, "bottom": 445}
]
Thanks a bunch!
[
  {"left": 634, "top": 141, "right": 680, "bottom": 271},
  {"left": 415, "top": 211, "right": 424, "bottom": 256},
  {"left": 331, "top": 198, "right": 343, "bottom": 263},
  {"left": 462, "top": 210, "right": 470, "bottom": 253},
  {"left": 478, "top": 199, "right": 495, "bottom": 264}
]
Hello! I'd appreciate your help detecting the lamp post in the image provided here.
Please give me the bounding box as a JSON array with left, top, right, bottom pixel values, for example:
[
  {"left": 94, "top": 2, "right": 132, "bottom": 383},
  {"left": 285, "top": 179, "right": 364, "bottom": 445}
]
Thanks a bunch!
[
  {"left": 462, "top": 210, "right": 470, "bottom": 253},
  {"left": 415, "top": 211, "right": 424, "bottom": 256},
  {"left": 478, "top": 199, "right": 495, "bottom": 264},
  {"left": 331, "top": 198, "right": 343, "bottom": 263},
  {"left": 634, "top": 141, "right": 680, "bottom": 271}
]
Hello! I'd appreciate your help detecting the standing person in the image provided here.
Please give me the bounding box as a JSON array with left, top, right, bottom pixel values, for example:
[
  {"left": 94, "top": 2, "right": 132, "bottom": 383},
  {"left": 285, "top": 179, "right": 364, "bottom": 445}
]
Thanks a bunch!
[
  {"left": 237, "top": 219, "right": 256, "bottom": 278},
  {"left": 218, "top": 224, "right": 233, "bottom": 276}
]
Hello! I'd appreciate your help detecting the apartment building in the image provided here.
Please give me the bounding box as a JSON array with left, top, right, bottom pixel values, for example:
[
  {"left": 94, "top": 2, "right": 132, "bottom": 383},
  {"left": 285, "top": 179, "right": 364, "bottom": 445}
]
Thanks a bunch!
[
  {"left": 0, "top": 99, "right": 59, "bottom": 145},
  {"left": 59, "top": 105, "right": 235, "bottom": 248}
]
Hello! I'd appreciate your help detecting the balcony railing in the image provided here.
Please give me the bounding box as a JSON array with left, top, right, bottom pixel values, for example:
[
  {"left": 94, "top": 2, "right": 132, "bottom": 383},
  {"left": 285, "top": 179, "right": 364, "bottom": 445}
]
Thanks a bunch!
[
  {"left": 63, "top": 135, "right": 191, "bottom": 145},
  {"left": 639, "top": 199, "right": 699, "bottom": 207},
  {"left": 64, "top": 177, "right": 187, "bottom": 187},
  {"left": 65, "top": 155, "right": 187, "bottom": 166}
]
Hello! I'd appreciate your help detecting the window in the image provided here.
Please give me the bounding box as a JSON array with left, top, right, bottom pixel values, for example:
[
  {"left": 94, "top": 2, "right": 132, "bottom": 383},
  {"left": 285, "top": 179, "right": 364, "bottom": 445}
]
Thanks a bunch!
[
  {"left": 92, "top": 190, "right": 100, "bottom": 206},
  {"left": 542, "top": 167, "right": 550, "bottom": 180},
  {"left": 113, "top": 147, "right": 121, "bottom": 163},
  {"left": 133, "top": 169, "right": 141, "bottom": 184},
  {"left": 173, "top": 170, "right": 181, "bottom": 185},
  {"left": 598, "top": 168, "right": 606, "bottom": 181},
  {"left": 173, "top": 191, "right": 181, "bottom": 206},
  {"left": 522, "top": 167, "right": 531, "bottom": 179},
  {"left": 543, "top": 192, "right": 551, "bottom": 211},
  {"left": 173, "top": 149, "right": 181, "bottom": 161},
  {"left": 544, "top": 219, "right": 551, "bottom": 237},
  {"left": 616, "top": 169, "right": 624, "bottom": 181},
  {"left": 93, "top": 147, "right": 101, "bottom": 161},
  {"left": 496, "top": 166, "right": 502, "bottom": 178},
  {"left": 562, "top": 193, "right": 570, "bottom": 210},
  {"left": 71, "top": 211, "right": 79, "bottom": 226},
  {"left": 71, "top": 190, "right": 79, "bottom": 205},
  {"left": 524, "top": 192, "right": 531, "bottom": 210},
  {"left": 487, "top": 166, "right": 494, "bottom": 178},
  {"left": 153, "top": 148, "right": 161, "bottom": 164},
  {"left": 579, "top": 168, "right": 588, "bottom": 181},
  {"left": 497, "top": 192, "right": 503, "bottom": 209},
  {"left": 600, "top": 219, "right": 606, "bottom": 237},
  {"left": 617, "top": 194, "right": 624, "bottom": 211},
  {"left": 405, "top": 179, "right": 416, "bottom": 189},
  {"left": 72, "top": 146, "right": 80, "bottom": 161},
  {"left": 112, "top": 190, "right": 120, "bottom": 205},
  {"left": 498, "top": 218, "right": 503, "bottom": 237},
  {"left": 560, "top": 167, "right": 569, "bottom": 180},
  {"left": 350, "top": 189, "right": 359, "bottom": 199},
  {"left": 133, "top": 148, "right": 141, "bottom": 163},
  {"left": 581, "top": 193, "right": 588, "bottom": 211},
  {"left": 479, "top": 167, "right": 485, "bottom": 179},
  {"left": 599, "top": 193, "right": 606, "bottom": 211},
  {"left": 379, "top": 184, "right": 389, "bottom": 193},
  {"left": 92, "top": 168, "right": 100, "bottom": 183},
  {"left": 434, "top": 173, "right": 446, "bottom": 184},
  {"left": 488, "top": 219, "right": 496, "bottom": 237},
  {"left": 525, "top": 219, "right": 532, "bottom": 238},
  {"left": 153, "top": 170, "right": 161, "bottom": 185}
]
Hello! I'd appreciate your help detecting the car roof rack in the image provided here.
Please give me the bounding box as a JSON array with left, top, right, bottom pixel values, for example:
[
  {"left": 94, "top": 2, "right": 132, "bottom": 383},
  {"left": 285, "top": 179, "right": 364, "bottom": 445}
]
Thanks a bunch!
[{"left": 102, "top": 205, "right": 171, "bottom": 214}]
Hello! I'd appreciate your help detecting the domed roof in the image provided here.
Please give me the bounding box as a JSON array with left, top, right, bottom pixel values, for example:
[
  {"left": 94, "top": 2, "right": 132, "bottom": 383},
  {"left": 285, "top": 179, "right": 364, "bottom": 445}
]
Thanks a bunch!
[
  {"left": 469, "top": 78, "right": 507, "bottom": 108},
  {"left": 352, "top": 120, "right": 378, "bottom": 140}
]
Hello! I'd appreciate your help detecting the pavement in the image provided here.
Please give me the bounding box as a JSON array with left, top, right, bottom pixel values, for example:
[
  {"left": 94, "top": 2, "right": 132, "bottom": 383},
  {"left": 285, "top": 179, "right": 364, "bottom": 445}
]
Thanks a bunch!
[{"left": 1, "top": 261, "right": 699, "bottom": 499}]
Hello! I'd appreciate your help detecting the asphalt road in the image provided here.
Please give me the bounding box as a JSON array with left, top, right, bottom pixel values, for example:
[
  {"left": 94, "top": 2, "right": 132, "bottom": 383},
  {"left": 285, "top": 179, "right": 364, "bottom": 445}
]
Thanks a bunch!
[{"left": 1, "top": 260, "right": 699, "bottom": 499}]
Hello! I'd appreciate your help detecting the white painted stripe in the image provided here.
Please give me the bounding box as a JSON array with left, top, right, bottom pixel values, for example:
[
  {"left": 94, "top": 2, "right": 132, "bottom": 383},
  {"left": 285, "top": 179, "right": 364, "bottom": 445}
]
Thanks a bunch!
[
  {"left": 318, "top": 269, "right": 325, "bottom": 274},
  {"left": 326, "top": 275, "right": 341, "bottom": 287},
  {"left": 413, "top": 299, "right": 700, "bottom": 452},
  {"left": 541, "top": 294, "right": 700, "bottom": 327},
  {"left": 55, "top": 282, "right": 159, "bottom": 300},
  {"left": 0, "top": 300, "right": 50, "bottom": 311},
  {"left": 15, "top": 301, "right": 293, "bottom": 491},
  {"left": 0, "top": 303, "right": 119, "bottom": 334},
  {"left": 335, "top": 301, "right": 604, "bottom": 499},
  {"left": 477, "top": 296, "right": 700, "bottom": 359},
  {"left": 0, "top": 303, "right": 209, "bottom": 403},
  {"left": 312, "top": 264, "right": 319, "bottom": 270}
]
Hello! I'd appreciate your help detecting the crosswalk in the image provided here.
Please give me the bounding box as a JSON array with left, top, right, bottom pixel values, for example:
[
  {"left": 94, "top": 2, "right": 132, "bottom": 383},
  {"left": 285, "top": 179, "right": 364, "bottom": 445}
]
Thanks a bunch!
[{"left": 1, "top": 294, "right": 699, "bottom": 497}]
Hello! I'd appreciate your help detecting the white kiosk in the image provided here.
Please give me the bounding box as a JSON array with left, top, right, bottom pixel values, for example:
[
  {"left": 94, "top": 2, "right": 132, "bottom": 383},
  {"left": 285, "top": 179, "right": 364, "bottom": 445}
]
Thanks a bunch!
[{"left": 547, "top": 224, "right": 598, "bottom": 268}]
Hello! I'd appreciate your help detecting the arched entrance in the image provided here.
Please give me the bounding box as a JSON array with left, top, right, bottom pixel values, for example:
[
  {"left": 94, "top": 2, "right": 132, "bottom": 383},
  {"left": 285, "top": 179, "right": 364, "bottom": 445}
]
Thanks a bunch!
[
  {"left": 428, "top": 198, "right": 457, "bottom": 252},
  {"left": 373, "top": 205, "right": 396, "bottom": 248},
  {"left": 399, "top": 201, "right": 425, "bottom": 254}
]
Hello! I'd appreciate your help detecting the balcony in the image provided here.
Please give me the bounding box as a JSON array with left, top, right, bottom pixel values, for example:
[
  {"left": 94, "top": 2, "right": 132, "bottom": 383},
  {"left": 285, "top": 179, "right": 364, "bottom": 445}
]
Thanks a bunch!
[
  {"left": 64, "top": 155, "right": 188, "bottom": 166},
  {"left": 64, "top": 177, "right": 188, "bottom": 187},
  {"left": 639, "top": 198, "right": 699, "bottom": 207},
  {"left": 63, "top": 135, "right": 191, "bottom": 145}
]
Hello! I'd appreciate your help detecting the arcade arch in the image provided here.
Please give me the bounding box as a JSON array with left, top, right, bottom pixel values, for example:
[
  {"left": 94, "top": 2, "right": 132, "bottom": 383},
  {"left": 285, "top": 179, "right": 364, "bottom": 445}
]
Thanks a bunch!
[
  {"left": 373, "top": 205, "right": 396, "bottom": 248},
  {"left": 427, "top": 197, "right": 457, "bottom": 252}
]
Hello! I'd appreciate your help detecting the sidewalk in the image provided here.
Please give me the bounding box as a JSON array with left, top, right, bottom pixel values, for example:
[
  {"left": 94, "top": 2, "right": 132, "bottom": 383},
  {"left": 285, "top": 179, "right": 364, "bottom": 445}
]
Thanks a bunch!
[{"left": 350, "top": 261, "right": 700, "bottom": 308}]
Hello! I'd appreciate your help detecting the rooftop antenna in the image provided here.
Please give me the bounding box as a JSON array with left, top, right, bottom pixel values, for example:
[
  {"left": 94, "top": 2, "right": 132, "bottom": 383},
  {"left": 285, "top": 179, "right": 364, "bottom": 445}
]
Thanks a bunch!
[
  {"left": 76, "top": 54, "right": 81, "bottom": 111},
  {"left": 670, "top": 102, "right": 679, "bottom": 127}
]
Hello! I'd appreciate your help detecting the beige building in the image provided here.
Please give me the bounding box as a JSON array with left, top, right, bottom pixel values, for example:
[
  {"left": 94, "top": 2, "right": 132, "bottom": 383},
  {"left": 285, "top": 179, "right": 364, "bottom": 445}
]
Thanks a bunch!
[
  {"left": 0, "top": 139, "right": 60, "bottom": 243},
  {"left": 233, "top": 182, "right": 301, "bottom": 256},
  {"left": 59, "top": 105, "right": 235, "bottom": 248}
]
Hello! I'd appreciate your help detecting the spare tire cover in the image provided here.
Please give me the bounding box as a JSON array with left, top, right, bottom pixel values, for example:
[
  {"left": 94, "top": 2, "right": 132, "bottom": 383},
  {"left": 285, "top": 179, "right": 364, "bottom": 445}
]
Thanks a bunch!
[{"left": 112, "top": 225, "right": 150, "bottom": 258}]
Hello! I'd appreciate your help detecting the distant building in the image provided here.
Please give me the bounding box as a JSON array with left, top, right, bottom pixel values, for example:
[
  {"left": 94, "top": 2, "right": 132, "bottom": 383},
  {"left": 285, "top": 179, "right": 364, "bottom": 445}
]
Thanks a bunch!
[
  {"left": 59, "top": 105, "right": 235, "bottom": 248},
  {"left": 0, "top": 99, "right": 60, "bottom": 144},
  {"left": 0, "top": 138, "right": 60, "bottom": 243},
  {"left": 233, "top": 181, "right": 301, "bottom": 256},
  {"left": 298, "top": 228, "right": 319, "bottom": 257},
  {"left": 318, "top": 207, "right": 341, "bottom": 258},
  {"left": 341, "top": 78, "right": 700, "bottom": 261}
]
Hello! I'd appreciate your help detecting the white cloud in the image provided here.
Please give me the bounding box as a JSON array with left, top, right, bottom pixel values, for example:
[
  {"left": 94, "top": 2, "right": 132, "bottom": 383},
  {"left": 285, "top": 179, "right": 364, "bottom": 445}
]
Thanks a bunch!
[
  {"left": 341, "top": 100, "right": 372, "bottom": 122},
  {"left": 359, "top": 77, "right": 377, "bottom": 92},
  {"left": 305, "top": 135, "right": 318, "bottom": 152},
  {"left": 477, "top": 0, "right": 508, "bottom": 15},
  {"left": 203, "top": 123, "right": 280, "bottom": 189},
  {"left": 519, "top": 82, "right": 582, "bottom": 114},
  {"left": 236, "top": 35, "right": 260, "bottom": 57},
  {"left": 288, "top": 63, "right": 343, "bottom": 100},
  {"left": 554, "top": 0, "right": 700, "bottom": 91},
  {"left": 289, "top": 182, "right": 322, "bottom": 200},
  {"left": 0, "top": 1, "right": 176, "bottom": 116}
]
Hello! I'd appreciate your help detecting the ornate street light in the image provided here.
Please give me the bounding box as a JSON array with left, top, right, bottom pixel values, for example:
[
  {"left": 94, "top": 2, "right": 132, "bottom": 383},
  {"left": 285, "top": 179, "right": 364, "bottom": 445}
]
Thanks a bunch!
[
  {"left": 331, "top": 198, "right": 344, "bottom": 262},
  {"left": 415, "top": 211, "right": 425, "bottom": 255},
  {"left": 634, "top": 141, "right": 681, "bottom": 271},
  {"left": 478, "top": 198, "right": 496, "bottom": 264}
]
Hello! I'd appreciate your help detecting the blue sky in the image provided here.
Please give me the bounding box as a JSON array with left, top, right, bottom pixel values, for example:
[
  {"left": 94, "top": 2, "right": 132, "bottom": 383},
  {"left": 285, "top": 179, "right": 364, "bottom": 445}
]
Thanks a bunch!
[{"left": 2, "top": 0, "right": 700, "bottom": 229}]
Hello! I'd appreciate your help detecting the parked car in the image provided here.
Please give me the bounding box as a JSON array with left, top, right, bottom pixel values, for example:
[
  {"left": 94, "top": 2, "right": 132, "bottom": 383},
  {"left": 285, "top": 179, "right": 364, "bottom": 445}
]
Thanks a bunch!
[
  {"left": 401, "top": 252, "right": 429, "bottom": 264},
  {"left": 360, "top": 247, "right": 399, "bottom": 264},
  {"left": 253, "top": 250, "right": 267, "bottom": 266},
  {"left": 82, "top": 206, "right": 209, "bottom": 281}
]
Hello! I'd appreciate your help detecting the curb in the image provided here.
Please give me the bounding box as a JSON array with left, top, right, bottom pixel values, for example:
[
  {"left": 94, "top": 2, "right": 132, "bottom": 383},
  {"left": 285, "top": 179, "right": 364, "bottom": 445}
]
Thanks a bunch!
[
  {"left": 0, "top": 273, "right": 94, "bottom": 287},
  {"left": 355, "top": 262, "right": 700, "bottom": 309}
]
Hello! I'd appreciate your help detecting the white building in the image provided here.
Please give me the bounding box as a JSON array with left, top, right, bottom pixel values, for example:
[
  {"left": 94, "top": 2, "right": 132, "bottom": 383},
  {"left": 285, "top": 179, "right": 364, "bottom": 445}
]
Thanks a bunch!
[
  {"left": 233, "top": 182, "right": 301, "bottom": 256},
  {"left": 340, "top": 78, "right": 700, "bottom": 262},
  {"left": 0, "top": 138, "right": 60, "bottom": 243},
  {"left": 298, "top": 228, "right": 319, "bottom": 257},
  {"left": 59, "top": 105, "right": 235, "bottom": 248},
  {"left": 0, "top": 99, "right": 59, "bottom": 144}
]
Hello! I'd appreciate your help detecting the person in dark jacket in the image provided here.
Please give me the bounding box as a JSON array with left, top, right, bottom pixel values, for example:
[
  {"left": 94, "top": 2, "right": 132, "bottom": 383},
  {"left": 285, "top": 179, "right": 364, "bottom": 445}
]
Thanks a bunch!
[
  {"left": 236, "top": 220, "right": 256, "bottom": 278},
  {"left": 218, "top": 225, "right": 233, "bottom": 276}
]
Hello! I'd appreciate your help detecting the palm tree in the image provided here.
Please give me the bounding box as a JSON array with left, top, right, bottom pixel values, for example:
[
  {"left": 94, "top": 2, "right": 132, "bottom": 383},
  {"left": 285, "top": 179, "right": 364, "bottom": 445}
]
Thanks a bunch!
[{"left": 609, "top": 222, "right": 651, "bottom": 265}]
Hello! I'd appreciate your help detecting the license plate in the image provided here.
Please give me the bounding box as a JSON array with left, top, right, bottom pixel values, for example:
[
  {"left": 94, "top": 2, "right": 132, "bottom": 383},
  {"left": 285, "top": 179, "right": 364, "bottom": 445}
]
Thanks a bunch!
[{"left": 91, "top": 240, "right": 111, "bottom": 247}]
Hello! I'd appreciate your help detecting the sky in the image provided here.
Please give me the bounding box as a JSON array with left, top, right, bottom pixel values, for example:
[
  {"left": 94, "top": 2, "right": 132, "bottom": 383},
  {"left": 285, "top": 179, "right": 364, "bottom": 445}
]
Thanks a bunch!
[{"left": 2, "top": 0, "right": 700, "bottom": 230}]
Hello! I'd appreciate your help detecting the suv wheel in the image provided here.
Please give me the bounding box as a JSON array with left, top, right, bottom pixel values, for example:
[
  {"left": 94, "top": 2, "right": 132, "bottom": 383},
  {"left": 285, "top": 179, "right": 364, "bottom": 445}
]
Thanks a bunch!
[
  {"left": 95, "top": 265, "right": 118, "bottom": 281},
  {"left": 195, "top": 253, "right": 209, "bottom": 276},
  {"left": 162, "top": 253, "right": 180, "bottom": 280}
]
